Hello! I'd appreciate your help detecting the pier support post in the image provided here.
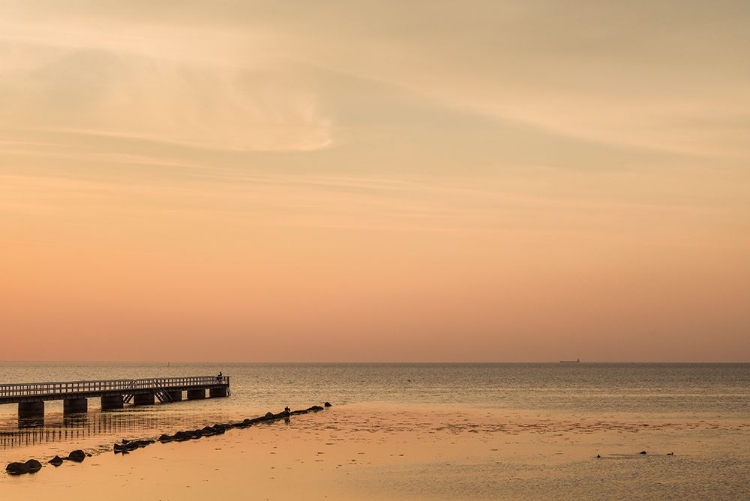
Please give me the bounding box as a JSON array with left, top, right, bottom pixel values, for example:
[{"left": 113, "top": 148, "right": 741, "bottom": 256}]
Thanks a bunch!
[
  {"left": 63, "top": 398, "right": 88, "bottom": 414},
  {"left": 18, "top": 401, "right": 45, "bottom": 426},
  {"left": 209, "top": 387, "right": 227, "bottom": 398},
  {"left": 187, "top": 389, "right": 206, "bottom": 400},
  {"left": 134, "top": 393, "right": 155, "bottom": 406},
  {"left": 168, "top": 390, "right": 183, "bottom": 402},
  {"left": 101, "top": 395, "right": 124, "bottom": 410}
]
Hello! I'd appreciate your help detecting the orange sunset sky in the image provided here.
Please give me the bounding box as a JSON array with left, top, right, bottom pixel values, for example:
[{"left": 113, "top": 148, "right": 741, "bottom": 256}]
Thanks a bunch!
[{"left": 1, "top": 1, "right": 748, "bottom": 362}]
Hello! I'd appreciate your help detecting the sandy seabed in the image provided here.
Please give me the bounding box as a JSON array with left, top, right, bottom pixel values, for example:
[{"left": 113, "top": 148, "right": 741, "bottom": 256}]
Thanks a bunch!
[{"left": 3, "top": 404, "right": 750, "bottom": 501}]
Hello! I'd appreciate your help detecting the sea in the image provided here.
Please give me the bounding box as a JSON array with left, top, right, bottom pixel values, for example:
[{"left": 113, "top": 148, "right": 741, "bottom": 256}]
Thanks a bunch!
[{"left": 1, "top": 362, "right": 749, "bottom": 499}]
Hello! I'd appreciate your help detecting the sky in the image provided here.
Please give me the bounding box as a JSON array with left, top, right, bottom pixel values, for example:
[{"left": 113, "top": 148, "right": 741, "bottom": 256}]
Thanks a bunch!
[{"left": 1, "top": 1, "right": 748, "bottom": 362}]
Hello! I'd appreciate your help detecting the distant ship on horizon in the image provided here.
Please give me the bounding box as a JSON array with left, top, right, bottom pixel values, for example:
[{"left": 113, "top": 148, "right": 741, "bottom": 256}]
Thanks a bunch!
[{"left": 560, "top": 359, "right": 581, "bottom": 364}]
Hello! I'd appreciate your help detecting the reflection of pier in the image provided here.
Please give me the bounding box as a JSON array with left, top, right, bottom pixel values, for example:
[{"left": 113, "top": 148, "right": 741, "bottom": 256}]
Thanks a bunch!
[
  {"left": 0, "top": 408, "right": 235, "bottom": 450},
  {"left": 0, "top": 376, "right": 230, "bottom": 425}
]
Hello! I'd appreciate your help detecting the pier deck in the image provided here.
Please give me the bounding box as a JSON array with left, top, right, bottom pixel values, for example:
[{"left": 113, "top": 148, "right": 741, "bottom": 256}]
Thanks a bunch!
[{"left": 0, "top": 376, "right": 230, "bottom": 422}]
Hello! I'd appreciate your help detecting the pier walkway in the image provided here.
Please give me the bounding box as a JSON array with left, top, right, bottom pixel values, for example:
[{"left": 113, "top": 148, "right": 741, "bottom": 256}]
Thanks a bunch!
[{"left": 0, "top": 376, "right": 230, "bottom": 422}]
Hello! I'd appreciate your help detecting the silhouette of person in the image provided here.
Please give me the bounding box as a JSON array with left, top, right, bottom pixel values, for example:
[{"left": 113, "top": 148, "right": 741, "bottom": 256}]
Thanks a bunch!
[{"left": 217, "top": 371, "right": 223, "bottom": 382}]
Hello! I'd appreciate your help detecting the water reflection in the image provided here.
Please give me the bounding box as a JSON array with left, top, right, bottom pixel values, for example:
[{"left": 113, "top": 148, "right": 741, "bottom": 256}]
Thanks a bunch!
[
  {"left": 18, "top": 417, "right": 45, "bottom": 429},
  {"left": 1, "top": 408, "right": 236, "bottom": 451}
]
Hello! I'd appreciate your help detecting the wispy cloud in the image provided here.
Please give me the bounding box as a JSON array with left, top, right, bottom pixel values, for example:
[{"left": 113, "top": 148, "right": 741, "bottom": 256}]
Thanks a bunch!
[
  {"left": 0, "top": 9, "right": 334, "bottom": 152},
  {"left": 250, "top": 1, "right": 750, "bottom": 160},
  {"left": 3, "top": 1, "right": 748, "bottom": 160}
]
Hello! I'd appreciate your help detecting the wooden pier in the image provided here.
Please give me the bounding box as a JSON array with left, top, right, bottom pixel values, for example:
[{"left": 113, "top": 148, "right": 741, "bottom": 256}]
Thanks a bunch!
[{"left": 0, "top": 376, "right": 230, "bottom": 423}]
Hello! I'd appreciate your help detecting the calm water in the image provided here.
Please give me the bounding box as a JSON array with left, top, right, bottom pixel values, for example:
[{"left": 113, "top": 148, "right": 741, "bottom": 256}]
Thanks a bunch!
[{"left": 1, "top": 363, "right": 749, "bottom": 463}]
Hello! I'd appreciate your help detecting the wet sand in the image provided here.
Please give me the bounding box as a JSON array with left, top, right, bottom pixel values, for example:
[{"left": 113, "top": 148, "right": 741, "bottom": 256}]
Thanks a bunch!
[{"left": 4, "top": 404, "right": 750, "bottom": 500}]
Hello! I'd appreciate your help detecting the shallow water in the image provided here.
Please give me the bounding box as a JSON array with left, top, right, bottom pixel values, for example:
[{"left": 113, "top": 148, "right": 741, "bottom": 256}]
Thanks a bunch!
[{"left": 1, "top": 363, "right": 749, "bottom": 499}]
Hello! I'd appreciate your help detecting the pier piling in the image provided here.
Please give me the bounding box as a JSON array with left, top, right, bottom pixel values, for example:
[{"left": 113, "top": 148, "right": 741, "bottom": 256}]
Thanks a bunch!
[
  {"left": 187, "top": 389, "right": 206, "bottom": 400},
  {"left": 101, "top": 395, "right": 124, "bottom": 410},
  {"left": 63, "top": 398, "right": 88, "bottom": 414},
  {"left": 209, "top": 387, "right": 228, "bottom": 398},
  {"left": 18, "top": 401, "right": 45, "bottom": 421}
]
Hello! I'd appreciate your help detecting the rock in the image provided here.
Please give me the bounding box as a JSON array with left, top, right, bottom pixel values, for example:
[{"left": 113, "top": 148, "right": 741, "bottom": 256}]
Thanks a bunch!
[
  {"left": 25, "top": 459, "right": 42, "bottom": 473},
  {"left": 6, "top": 462, "right": 29, "bottom": 475},
  {"left": 67, "top": 450, "right": 86, "bottom": 462},
  {"left": 639, "top": 451, "right": 647, "bottom": 455},
  {"left": 114, "top": 439, "right": 155, "bottom": 454},
  {"left": 159, "top": 434, "right": 174, "bottom": 443},
  {"left": 264, "top": 412, "right": 274, "bottom": 419},
  {"left": 5, "top": 459, "right": 42, "bottom": 475},
  {"left": 308, "top": 405, "right": 324, "bottom": 412},
  {"left": 173, "top": 431, "right": 192, "bottom": 442},
  {"left": 324, "top": 402, "right": 332, "bottom": 407},
  {"left": 596, "top": 455, "right": 601, "bottom": 458},
  {"left": 49, "top": 456, "right": 64, "bottom": 467}
]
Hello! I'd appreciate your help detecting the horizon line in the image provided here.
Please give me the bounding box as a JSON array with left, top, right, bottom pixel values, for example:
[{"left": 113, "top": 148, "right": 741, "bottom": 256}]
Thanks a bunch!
[{"left": 1, "top": 360, "right": 748, "bottom": 365}]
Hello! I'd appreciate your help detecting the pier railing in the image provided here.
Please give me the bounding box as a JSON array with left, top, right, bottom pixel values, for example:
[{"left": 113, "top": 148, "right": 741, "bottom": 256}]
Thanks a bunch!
[{"left": 0, "top": 376, "right": 229, "bottom": 400}]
